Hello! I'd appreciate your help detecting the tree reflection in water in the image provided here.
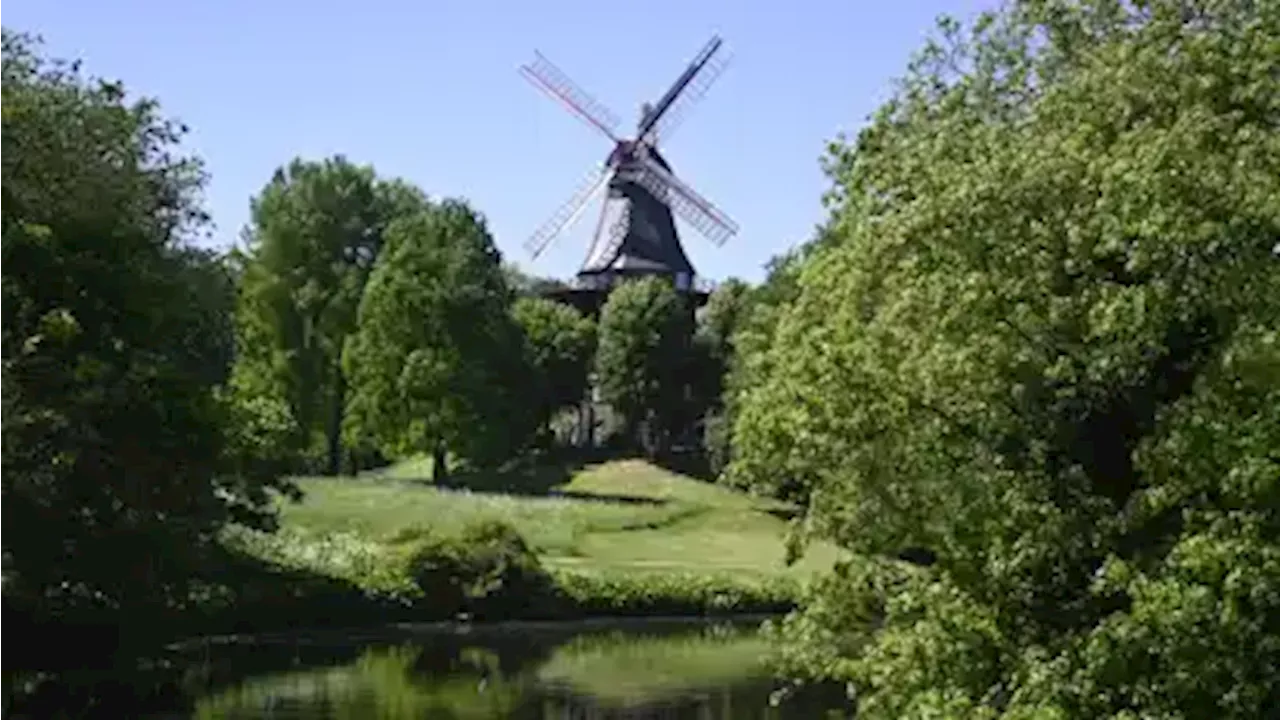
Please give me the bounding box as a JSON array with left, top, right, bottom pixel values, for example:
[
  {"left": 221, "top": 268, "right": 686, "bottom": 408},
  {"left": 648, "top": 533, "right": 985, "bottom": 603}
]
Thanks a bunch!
[{"left": 9, "top": 620, "right": 850, "bottom": 719}]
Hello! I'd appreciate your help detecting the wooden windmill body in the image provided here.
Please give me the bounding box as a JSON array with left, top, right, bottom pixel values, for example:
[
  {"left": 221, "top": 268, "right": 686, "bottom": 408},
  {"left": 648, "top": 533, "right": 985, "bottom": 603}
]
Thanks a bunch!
[{"left": 519, "top": 36, "right": 738, "bottom": 318}]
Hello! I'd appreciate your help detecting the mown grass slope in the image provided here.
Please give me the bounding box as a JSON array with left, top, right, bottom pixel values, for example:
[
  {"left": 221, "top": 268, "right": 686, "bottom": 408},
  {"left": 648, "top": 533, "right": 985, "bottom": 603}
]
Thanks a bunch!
[{"left": 273, "top": 458, "right": 839, "bottom": 581}]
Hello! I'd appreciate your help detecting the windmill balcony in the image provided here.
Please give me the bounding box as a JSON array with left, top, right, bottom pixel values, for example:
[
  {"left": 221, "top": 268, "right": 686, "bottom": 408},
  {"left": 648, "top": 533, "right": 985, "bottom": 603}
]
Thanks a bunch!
[{"left": 563, "top": 272, "right": 717, "bottom": 295}]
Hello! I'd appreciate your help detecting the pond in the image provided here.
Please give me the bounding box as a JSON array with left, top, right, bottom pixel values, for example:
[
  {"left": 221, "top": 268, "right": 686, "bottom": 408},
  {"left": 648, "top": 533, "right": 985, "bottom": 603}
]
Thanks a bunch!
[{"left": 11, "top": 618, "right": 851, "bottom": 718}]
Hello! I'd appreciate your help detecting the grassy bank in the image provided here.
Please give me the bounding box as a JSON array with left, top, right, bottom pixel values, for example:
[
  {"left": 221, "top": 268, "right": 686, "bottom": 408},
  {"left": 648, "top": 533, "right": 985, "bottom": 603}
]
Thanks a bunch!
[{"left": 197, "top": 458, "right": 838, "bottom": 633}]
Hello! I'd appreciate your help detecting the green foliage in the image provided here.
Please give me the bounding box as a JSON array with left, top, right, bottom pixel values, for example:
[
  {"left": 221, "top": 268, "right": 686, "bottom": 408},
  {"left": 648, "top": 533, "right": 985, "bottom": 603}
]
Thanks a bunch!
[
  {"left": 217, "top": 376, "right": 301, "bottom": 504},
  {"left": 712, "top": 250, "right": 809, "bottom": 485},
  {"left": 0, "top": 31, "right": 284, "bottom": 626},
  {"left": 399, "top": 519, "right": 556, "bottom": 619},
  {"left": 511, "top": 296, "right": 596, "bottom": 437},
  {"left": 232, "top": 156, "right": 428, "bottom": 474},
  {"left": 503, "top": 262, "right": 568, "bottom": 296},
  {"left": 728, "top": 1, "right": 1280, "bottom": 717},
  {"left": 343, "top": 200, "right": 533, "bottom": 472},
  {"left": 689, "top": 278, "right": 752, "bottom": 444},
  {"left": 552, "top": 568, "right": 800, "bottom": 616},
  {"left": 595, "top": 277, "right": 693, "bottom": 452},
  {"left": 696, "top": 278, "right": 752, "bottom": 374}
]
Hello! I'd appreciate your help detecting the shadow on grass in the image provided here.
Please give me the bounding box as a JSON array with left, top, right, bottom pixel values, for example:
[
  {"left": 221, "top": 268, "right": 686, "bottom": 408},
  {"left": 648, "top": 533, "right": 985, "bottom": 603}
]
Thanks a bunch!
[
  {"left": 649, "top": 449, "right": 717, "bottom": 483},
  {"left": 355, "top": 445, "right": 742, "bottom": 507},
  {"left": 391, "top": 447, "right": 674, "bottom": 506}
]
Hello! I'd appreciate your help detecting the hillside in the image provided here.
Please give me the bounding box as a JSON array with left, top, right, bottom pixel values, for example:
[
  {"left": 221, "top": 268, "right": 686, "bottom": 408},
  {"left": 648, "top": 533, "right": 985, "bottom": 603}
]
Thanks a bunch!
[{"left": 272, "top": 459, "right": 839, "bottom": 581}]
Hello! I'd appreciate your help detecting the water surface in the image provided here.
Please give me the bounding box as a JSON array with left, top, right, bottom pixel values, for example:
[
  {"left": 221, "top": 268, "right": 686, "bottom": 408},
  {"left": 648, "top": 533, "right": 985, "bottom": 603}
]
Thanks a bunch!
[{"left": 160, "top": 618, "right": 850, "bottom": 718}]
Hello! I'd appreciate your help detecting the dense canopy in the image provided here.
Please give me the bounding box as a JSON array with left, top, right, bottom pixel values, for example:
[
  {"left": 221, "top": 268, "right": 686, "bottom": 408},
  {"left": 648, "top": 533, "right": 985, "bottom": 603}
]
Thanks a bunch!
[{"left": 728, "top": 1, "right": 1280, "bottom": 716}]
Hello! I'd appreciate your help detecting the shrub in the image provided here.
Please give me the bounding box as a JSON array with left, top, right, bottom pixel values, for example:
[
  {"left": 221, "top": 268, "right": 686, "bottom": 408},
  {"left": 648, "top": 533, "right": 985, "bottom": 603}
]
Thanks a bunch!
[
  {"left": 550, "top": 568, "right": 801, "bottom": 616},
  {"left": 399, "top": 519, "right": 556, "bottom": 619}
]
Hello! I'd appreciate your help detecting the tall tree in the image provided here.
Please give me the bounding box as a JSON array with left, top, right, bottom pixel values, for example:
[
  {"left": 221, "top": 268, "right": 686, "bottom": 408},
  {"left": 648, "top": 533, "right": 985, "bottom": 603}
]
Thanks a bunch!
[
  {"left": 690, "top": 279, "right": 752, "bottom": 419},
  {"left": 696, "top": 278, "right": 752, "bottom": 369},
  {"left": 511, "top": 296, "right": 596, "bottom": 440},
  {"left": 595, "top": 277, "right": 692, "bottom": 453},
  {"left": 0, "top": 31, "right": 286, "bottom": 639},
  {"left": 713, "top": 243, "right": 821, "bottom": 488},
  {"left": 343, "top": 200, "right": 531, "bottom": 479},
  {"left": 732, "top": 2, "right": 1280, "bottom": 716},
  {"left": 233, "top": 158, "right": 427, "bottom": 474}
]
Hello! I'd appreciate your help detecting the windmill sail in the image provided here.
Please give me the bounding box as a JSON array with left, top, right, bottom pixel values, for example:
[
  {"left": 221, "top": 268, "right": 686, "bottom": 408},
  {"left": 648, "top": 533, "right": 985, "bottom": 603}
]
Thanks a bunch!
[
  {"left": 519, "top": 35, "right": 737, "bottom": 288},
  {"left": 520, "top": 52, "right": 622, "bottom": 142},
  {"left": 638, "top": 37, "right": 731, "bottom": 147},
  {"left": 524, "top": 166, "right": 612, "bottom": 258}
]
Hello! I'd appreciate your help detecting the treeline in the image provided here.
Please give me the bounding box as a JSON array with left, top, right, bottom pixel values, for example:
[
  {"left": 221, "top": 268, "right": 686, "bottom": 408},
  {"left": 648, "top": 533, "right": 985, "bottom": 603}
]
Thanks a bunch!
[
  {"left": 226, "top": 162, "right": 746, "bottom": 479},
  {"left": 0, "top": 28, "right": 746, "bottom": 644}
]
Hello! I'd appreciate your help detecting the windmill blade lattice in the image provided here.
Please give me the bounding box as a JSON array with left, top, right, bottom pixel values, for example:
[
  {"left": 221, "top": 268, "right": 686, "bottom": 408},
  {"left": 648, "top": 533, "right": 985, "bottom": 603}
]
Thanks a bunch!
[
  {"left": 635, "top": 159, "right": 738, "bottom": 246},
  {"left": 524, "top": 166, "right": 611, "bottom": 258},
  {"left": 640, "top": 49, "right": 732, "bottom": 148},
  {"left": 588, "top": 203, "right": 633, "bottom": 271},
  {"left": 520, "top": 52, "right": 622, "bottom": 141}
]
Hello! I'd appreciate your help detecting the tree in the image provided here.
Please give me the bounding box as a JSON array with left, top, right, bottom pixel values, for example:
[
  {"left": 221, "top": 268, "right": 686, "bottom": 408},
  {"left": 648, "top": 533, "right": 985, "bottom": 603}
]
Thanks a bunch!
[
  {"left": 511, "top": 296, "right": 596, "bottom": 440},
  {"left": 731, "top": 2, "right": 1280, "bottom": 717},
  {"left": 0, "top": 31, "right": 288, "bottom": 639},
  {"left": 233, "top": 158, "right": 428, "bottom": 474},
  {"left": 343, "top": 200, "right": 531, "bottom": 479},
  {"left": 714, "top": 242, "right": 822, "bottom": 490},
  {"left": 690, "top": 278, "right": 751, "bottom": 414},
  {"left": 696, "top": 278, "right": 751, "bottom": 367},
  {"left": 595, "top": 277, "right": 692, "bottom": 453}
]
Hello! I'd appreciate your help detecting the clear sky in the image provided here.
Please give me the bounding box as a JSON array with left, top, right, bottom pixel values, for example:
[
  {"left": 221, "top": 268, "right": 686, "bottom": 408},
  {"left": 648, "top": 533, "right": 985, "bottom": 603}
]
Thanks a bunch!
[{"left": 6, "top": 0, "right": 993, "bottom": 284}]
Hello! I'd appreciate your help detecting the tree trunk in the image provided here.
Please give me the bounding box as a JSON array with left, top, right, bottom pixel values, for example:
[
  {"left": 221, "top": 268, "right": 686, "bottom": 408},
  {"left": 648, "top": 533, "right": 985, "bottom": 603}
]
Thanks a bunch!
[
  {"left": 433, "top": 439, "right": 450, "bottom": 483},
  {"left": 325, "top": 365, "right": 345, "bottom": 476}
]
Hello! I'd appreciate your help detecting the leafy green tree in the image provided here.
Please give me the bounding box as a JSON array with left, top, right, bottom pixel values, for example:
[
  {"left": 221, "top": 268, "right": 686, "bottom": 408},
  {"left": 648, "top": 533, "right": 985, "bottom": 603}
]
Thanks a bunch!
[
  {"left": 691, "top": 278, "right": 751, "bottom": 412},
  {"left": 511, "top": 296, "right": 596, "bottom": 439},
  {"left": 698, "top": 255, "right": 810, "bottom": 478},
  {"left": 0, "top": 31, "right": 288, "bottom": 636},
  {"left": 731, "top": 2, "right": 1280, "bottom": 717},
  {"left": 696, "top": 278, "right": 751, "bottom": 367},
  {"left": 686, "top": 277, "right": 751, "bottom": 471},
  {"left": 233, "top": 158, "right": 428, "bottom": 474},
  {"left": 714, "top": 243, "right": 821, "bottom": 489},
  {"left": 595, "top": 277, "right": 692, "bottom": 453},
  {"left": 343, "top": 200, "right": 531, "bottom": 479}
]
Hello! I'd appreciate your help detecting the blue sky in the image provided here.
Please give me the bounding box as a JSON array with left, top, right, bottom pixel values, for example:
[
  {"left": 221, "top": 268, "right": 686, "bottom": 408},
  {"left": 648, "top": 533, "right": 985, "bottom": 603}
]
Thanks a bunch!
[{"left": 6, "top": 0, "right": 992, "bottom": 283}]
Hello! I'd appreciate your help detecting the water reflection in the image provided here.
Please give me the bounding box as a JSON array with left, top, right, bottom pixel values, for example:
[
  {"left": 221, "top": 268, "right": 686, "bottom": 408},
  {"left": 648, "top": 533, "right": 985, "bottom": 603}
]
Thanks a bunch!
[{"left": 10, "top": 620, "right": 851, "bottom": 719}]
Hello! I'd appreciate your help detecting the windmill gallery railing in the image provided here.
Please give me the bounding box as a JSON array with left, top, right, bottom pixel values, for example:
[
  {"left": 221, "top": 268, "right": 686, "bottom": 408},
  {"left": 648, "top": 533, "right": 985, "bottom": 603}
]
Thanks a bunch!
[{"left": 562, "top": 272, "right": 718, "bottom": 295}]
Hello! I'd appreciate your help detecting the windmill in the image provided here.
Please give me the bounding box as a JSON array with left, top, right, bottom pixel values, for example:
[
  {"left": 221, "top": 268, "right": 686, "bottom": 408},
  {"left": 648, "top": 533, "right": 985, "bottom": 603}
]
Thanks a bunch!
[{"left": 518, "top": 35, "right": 738, "bottom": 315}]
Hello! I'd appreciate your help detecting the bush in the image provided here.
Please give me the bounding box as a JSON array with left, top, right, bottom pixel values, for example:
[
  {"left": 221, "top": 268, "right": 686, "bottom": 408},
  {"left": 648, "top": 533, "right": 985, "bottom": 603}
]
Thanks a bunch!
[
  {"left": 550, "top": 568, "right": 800, "bottom": 616},
  {"left": 398, "top": 519, "right": 556, "bottom": 620}
]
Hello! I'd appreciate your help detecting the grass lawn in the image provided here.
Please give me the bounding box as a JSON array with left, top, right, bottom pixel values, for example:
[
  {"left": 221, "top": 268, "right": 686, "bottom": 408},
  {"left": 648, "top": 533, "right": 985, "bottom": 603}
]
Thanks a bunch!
[{"left": 272, "top": 458, "right": 839, "bottom": 582}]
